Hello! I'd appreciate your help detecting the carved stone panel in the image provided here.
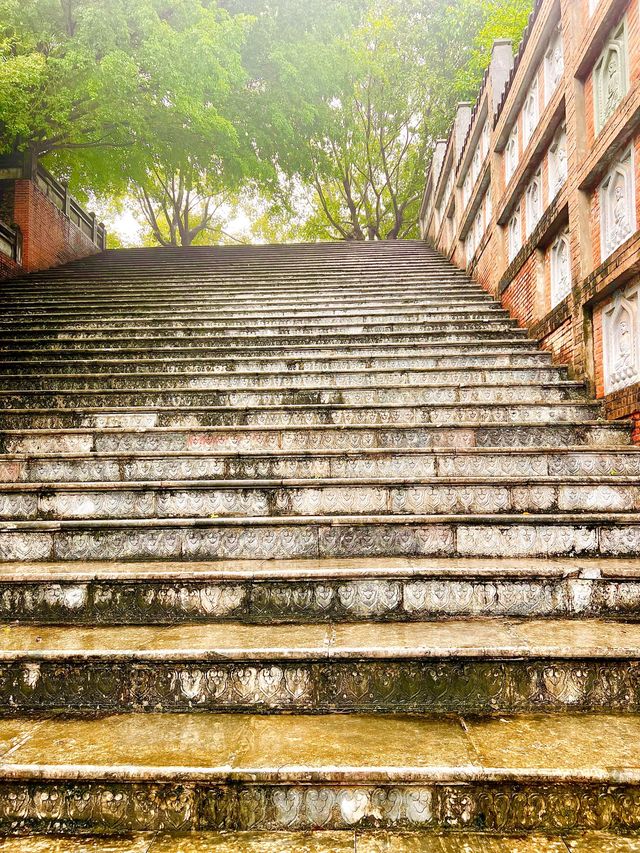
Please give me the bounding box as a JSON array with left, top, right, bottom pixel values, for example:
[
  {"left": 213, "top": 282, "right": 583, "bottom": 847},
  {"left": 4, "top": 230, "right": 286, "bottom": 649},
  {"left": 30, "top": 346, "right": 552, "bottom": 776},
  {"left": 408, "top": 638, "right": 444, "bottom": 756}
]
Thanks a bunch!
[
  {"left": 544, "top": 25, "right": 564, "bottom": 104},
  {"left": 600, "top": 147, "right": 636, "bottom": 260},
  {"left": 550, "top": 230, "right": 572, "bottom": 308},
  {"left": 594, "top": 18, "right": 629, "bottom": 134},
  {"left": 548, "top": 123, "right": 567, "bottom": 198},
  {"left": 525, "top": 169, "right": 542, "bottom": 237},
  {"left": 522, "top": 75, "right": 540, "bottom": 146},
  {"left": 602, "top": 279, "right": 640, "bottom": 394},
  {"left": 508, "top": 209, "right": 522, "bottom": 261},
  {"left": 505, "top": 124, "right": 519, "bottom": 183}
]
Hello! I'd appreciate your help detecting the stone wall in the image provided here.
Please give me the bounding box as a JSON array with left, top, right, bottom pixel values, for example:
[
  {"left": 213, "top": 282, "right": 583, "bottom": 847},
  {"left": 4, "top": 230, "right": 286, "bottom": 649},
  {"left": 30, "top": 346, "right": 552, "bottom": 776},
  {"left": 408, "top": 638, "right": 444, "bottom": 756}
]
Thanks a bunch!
[
  {"left": 420, "top": 0, "right": 640, "bottom": 435},
  {"left": 0, "top": 157, "right": 106, "bottom": 280}
]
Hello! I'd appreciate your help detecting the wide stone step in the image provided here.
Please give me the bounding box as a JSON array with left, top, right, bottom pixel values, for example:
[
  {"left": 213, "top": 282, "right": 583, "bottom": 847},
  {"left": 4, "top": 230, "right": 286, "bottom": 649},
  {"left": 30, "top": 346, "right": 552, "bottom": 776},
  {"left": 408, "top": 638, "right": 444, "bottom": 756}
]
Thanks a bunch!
[
  {"left": 0, "top": 300, "right": 500, "bottom": 321},
  {"left": 0, "top": 352, "right": 558, "bottom": 373},
  {"left": 0, "top": 382, "right": 583, "bottom": 407},
  {"left": 0, "top": 832, "right": 633, "bottom": 852},
  {"left": 0, "top": 339, "right": 540, "bottom": 358},
  {"left": 0, "top": 619, "right": 638, "bottom": 714},
  {"left": 0, "top": 514, "right": 638, "bottom": 560},
  {"left": 0, "top": 305, "right": 506, "bottom": 324},
  {"left": 0, "top": 712, "right": 639, "bottom": 834},
  {"left": 1, "top": 421, "right": 627, "bottom": 455},
  {"left": 2, "top": 477, "right": 639, "bottom": 520},
  {"left": 0, "top": 556, "right": 637, "bottom": 624},
  {"left": 0, "top": 402, "right": 601, "bottom": 428},
  {"left": 5, "top": 446, "right": 638, "bottom": 484}
]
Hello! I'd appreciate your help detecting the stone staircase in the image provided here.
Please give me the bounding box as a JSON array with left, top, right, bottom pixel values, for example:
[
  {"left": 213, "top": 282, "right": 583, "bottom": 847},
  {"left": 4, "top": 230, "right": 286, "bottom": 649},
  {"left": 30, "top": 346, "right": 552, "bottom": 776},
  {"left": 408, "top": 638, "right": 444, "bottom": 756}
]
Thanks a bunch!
[{"left": 0, "top": 240, "right": 639, "bottom": 851}]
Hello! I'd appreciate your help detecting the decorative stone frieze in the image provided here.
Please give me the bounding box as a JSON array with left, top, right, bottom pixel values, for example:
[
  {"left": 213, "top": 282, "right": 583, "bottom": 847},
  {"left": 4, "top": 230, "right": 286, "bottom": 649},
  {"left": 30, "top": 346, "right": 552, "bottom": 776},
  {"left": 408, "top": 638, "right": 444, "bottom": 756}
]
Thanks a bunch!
[
  {"left": 548, "top": 123, "right": 567, "bottom": 198},
  {"left": 544, "top": 25, "right": 564, "bottom": 105},
  {"left": 594, "top": 18, "right": 629, "bottom": 134},
  {"left": 603, "top": 278, "right": 640, "bottom": 393},
  {"left": 550, "top": 229, "right": 572, "bottom": 308},
  {"left": 525, "top": 169, "right": 542, "bottom": 236},
  {"left": 600, "top": 146, "right": 636, "bottom": 260}
]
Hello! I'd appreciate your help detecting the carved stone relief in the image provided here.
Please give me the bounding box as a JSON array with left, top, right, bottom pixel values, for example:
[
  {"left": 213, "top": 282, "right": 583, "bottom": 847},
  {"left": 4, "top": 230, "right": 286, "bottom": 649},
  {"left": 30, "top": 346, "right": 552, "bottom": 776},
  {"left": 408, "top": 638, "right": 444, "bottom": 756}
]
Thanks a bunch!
[
  {"left": 544, "top": 26, "right": 564, "bottom": 104},
  {"left": 522, "top": 75, "right": 540, "bottom": 145},
  {"left": 548, "top": 123, "right": 567, "bottom": 198},
  {"left": 594, "top": 19, "right": 628, "bottom": 133},
  {"left": 602, "top": 279, "right": 640, "bottom": 394},
  {"left": 508, "top": 209, "right": 522, "bottom": 261},
  {"left": 505, "top": 124, "right": 519, "bottom": 183},
  {"left": 550, "top": 230, "right": 572, "bottom": 308},
  {"left": 525, "top": 169, "right": 542, "bottom": 236},
  {"left": 600, "top": 147, "right": 636, "bottom": 260}
]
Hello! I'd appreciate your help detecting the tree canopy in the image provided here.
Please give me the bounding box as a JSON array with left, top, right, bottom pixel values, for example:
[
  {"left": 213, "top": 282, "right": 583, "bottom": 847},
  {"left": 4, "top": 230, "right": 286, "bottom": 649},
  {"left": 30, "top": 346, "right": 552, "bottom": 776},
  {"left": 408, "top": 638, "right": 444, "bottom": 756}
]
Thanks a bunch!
[{"left": 0, "top": 0, "right": 533, "bottom": 243}]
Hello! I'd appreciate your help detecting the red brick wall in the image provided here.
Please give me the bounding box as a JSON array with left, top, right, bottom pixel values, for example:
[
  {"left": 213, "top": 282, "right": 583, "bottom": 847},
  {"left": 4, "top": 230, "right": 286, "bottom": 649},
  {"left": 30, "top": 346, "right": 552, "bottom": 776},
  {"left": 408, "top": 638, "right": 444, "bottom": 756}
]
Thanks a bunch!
[
  {"left": 502, "top": 253, "right": 539, "bottom": 327},
  {"left": 11, "top": 180, "right": 99, "bottom": 275},
  {"left": 540, "top": 317, "right": 573, "bottom": 365}
]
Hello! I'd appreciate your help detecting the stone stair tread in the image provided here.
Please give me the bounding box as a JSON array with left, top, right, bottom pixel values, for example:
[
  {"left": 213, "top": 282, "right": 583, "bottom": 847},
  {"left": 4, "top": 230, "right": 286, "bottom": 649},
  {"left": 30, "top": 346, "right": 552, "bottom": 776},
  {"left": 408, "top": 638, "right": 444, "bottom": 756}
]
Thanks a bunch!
[
  {"left": 0, "top": 617, "right": 638, "bottom": 660},
  {"left": 0, "top": 836, "right": 636, "bottom": 852},
  {"left": 1, "top": 711, "right": 640, "bottom": 783},
  {"left": 0, "top": 555, "right": 637, "bottom": 581}
]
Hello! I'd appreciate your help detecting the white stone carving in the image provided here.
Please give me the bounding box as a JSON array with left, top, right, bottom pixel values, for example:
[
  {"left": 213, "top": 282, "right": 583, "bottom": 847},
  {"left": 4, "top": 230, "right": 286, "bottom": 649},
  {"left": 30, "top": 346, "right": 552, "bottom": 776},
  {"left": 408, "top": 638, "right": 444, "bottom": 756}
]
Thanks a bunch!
[
  {"left": 548, "top": 123, "right": 567, "bottom": 198},
  {"left": 482, "top": 119, "right": 490, "bottom": 159},
  {"left": 550, "top": 230, "right": 572, "bottom": 308},
  {"left": 603, "top": 280, "right": 640, "bottom": 394},
  {"left": 544, "top": 26, "right": 564, "bottom": 104},
  {"left": 465, "top": 230, "right": 474, "bottom": 265},
  {"left": 505, "top": 124, "right": 519, "bottom": 183},
  {"left": 485, "top": 187, "right": 492, "bottom": 224},
  {"left": 522, "top": 76, "right": 540, "bottom": 145},
  {"left": 508, "top": 210, "right": 522, "bottom": 262},
  {"left": 594, "top": 19, "right": 628, "bottom": 134},
  {"left": 471, "top": 142, "right": 482, "bottom": 183},
  {"left": 600, "top": 147, "right": 636, "bottom": 260},
  {"left": 474, "top": 208, "right": 483, "bottom": 246},
  {"left": 463, "top": 170, "right": 472, "bottom": 207},
  {"left": 525, "top": 169, "right": 542, "bottom": 237}
]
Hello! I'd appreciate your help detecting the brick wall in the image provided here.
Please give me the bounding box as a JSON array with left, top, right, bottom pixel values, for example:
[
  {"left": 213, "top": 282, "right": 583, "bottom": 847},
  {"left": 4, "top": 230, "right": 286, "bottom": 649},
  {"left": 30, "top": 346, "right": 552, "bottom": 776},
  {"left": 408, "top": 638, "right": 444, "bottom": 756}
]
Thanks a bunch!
[
  {"left": 0, "top": 162, "right": 105, "bottom": 280},
  {"left": 421, "top": 0, "right": 640, "bottom": 442}
]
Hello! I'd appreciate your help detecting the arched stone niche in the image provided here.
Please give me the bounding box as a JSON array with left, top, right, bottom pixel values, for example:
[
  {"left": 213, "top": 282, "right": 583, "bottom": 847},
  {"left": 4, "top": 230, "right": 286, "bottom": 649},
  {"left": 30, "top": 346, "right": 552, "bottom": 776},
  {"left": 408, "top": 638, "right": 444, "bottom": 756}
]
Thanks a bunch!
[
  {"left": 594, "top": 19, "right": 628, "bottom": 134},
  {"left": 505, "top": 124, "right": 519, "bottom": 183},
  {"left": 522, "top": 76, "right": 540, "bottom": 146},
  {"left": 508, "top": 209, "right": 522, "bottom": 261},
  {"left": 548, "top": 124, "right": 567, "bottom": 199},
  {"left": 603, "top": 280, "right": 640, "bottom": 393},
  {"left": 550, "top": 230, "right": 571, "bottom": 308},
  {"left": 600, "top": 147, "right": 636, "bottom": 260}
]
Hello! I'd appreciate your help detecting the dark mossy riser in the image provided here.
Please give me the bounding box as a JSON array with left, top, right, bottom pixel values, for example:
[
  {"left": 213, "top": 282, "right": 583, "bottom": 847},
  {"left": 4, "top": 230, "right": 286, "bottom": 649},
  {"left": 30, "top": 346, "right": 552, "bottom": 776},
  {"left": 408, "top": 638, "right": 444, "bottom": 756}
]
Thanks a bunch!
[
  {"left": 0, "top": 657, "right": 639, "bottom": 714},
  {"left": 0, "top": 780, "right": 639, "bottom": 835},
  {"left": 2, "top": 574, "right": 639, "bottom": 624}
]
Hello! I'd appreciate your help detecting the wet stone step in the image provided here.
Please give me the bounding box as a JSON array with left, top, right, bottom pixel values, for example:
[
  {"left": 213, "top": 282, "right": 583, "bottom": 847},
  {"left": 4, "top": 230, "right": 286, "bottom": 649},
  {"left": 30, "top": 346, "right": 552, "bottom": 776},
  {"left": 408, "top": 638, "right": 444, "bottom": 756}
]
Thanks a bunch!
[
  {"left": 0, "top": 712, "right": 639, "bottom": 833},
  {"left": 0, "top": 619, "right": 639, "bottom": 713},
  {"left": 0, "top": 556, "right": 637, "bottom": 625},
  {"left": 0, "top": 832, "right": 635, "bottom": 852},
  {"left": 0, "top": 515, "right": 639, "bottom": 561},
  {"left": 2, "top": 479, "right": 640, "bottom": 520},
  {"left": 3, "top": 447, "right": 639, "bottom": 484},
  {"left": 0, "top": 384, "right": 585, "bottom": 408},
  {"left": 0, "top": 355, "right": 560, "bottom": 373},
  {"left": 0, "top": 402, "right": 602, "bottom": 428},
  {"left": 0, "top": 422, "right": 629, "bottom": 455}
]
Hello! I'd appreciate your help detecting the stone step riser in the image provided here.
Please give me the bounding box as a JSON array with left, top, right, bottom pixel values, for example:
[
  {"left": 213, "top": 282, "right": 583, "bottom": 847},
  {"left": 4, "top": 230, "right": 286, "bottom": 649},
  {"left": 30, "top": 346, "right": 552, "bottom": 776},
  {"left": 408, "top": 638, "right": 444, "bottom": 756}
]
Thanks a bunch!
[
  {"left": 0, "top": 518, "right": 637, "bottom": 560},
  {"left": 1, "top": 302, "right": 500, "bottom": 319},
  {"left": 0, "top": 356, "right": 559, "bottom": 373},
  {"left": 3, "top": 449, "right": 640, "bottom": 483},
  {"left": 0, "top": 384, "right": 582, "bottom": 406},
  {"left": 2, "top": 423, "right": 626, "bottom": 455},
  {"left": 2, "top": 574, "right": 638, "bottom": 624},
  {"left": 0, "top": 403, "right": 600, "bottom": 428},
  {"left": 0, "top": 323, "right": 526, "bottom": 342},
  {"left": 0, "top": 656, "right": 638, "bottom": 714},
  {"left": 2, "top": 481, "right": 639, "bottom": 520},
  {"left": 0, "top": 778, "right": 635, "bottom": 835}
]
